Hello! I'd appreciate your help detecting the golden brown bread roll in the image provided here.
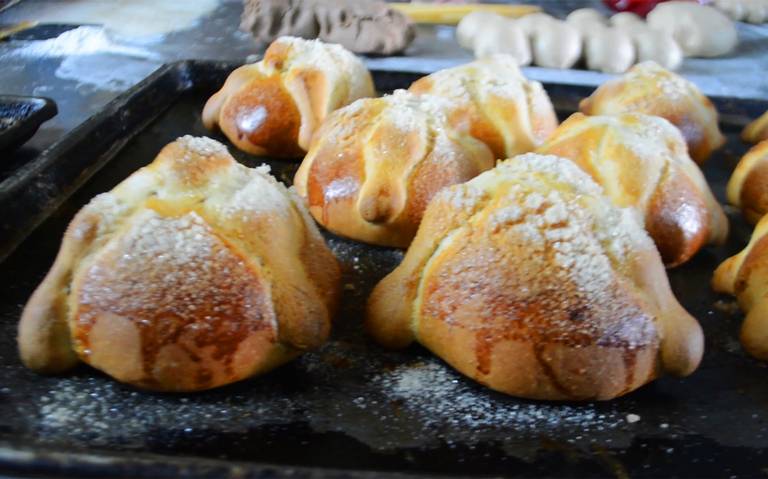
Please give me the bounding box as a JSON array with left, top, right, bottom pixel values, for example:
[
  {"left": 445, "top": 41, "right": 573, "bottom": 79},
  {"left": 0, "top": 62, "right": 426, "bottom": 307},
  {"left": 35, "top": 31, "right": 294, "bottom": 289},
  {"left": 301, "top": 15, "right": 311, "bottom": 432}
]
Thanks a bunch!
[
  {"left": 367, "top": 153, "right": 704, "bottom": 401},
  {"left": 18, "top": 136, "right": 340, "bottom": 392},
  {"left": 726, "top": 140, "right": 768, "bottom": 224},
  {"left": 293, "top": 90, "right": 495, "bottom": 247},
  {"left": 579, "top": 61, "right": 725, "bottom": 164},
  {"left": 743, "top": 110, "right": 768, "bottom": 144},
  {"left": 202, "top": 36, "right": 374, "bottom": 157},
  {"left": 713, "top": 214, "right": 768, "bottom": 361},
  {"left": 408, "top": 55, "right": 558, "bottom": 160},
  {"left": 538, "top": 112, "right": 728, "bottom": 267}
]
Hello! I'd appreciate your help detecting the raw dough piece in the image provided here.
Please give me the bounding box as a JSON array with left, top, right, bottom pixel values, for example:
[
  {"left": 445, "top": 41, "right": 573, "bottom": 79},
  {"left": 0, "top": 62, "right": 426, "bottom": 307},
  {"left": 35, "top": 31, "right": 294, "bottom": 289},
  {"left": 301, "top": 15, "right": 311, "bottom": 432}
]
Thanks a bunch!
[
  {"left": 646, "top": 1, "right": 738, "bottom": 57},
  {"left": 241, "top": 0, "right": 415, "bottom": 55},
  {"left": 530, "top": 18, "right": 583, "bottom": 69},
  {"left": 712, "top": 0, "right": 768, "bottom": 24},
  {"left": 472, "top": 20, "right": 532, "bottom": 65},
  {"left": 565, "top": 8, "right": 607, "bottom": 34},
  {"left": 584, "top": 26, "right": 636, "bottom": 73},
  {"left": 456, "top": 11, "right": 507, "bottom": 49}
]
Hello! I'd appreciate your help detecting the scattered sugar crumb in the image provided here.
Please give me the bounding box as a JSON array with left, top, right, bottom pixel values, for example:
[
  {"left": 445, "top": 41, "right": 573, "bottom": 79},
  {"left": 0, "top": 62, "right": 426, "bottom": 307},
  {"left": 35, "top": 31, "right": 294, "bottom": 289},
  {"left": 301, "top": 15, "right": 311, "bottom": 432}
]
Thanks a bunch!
[{"left": 627, "top": 414, "right": 641, "bottom": 423}]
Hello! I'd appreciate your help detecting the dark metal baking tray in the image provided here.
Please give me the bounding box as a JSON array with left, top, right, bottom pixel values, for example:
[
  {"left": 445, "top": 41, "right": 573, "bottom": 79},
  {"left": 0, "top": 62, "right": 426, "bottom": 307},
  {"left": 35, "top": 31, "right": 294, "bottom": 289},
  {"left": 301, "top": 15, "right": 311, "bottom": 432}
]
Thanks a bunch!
[
  {"left": 0, "top": 94, "right": 56, "bottom": 152},
  {"left": 1, "top": 61, "right": 768, "bottom": 478}
]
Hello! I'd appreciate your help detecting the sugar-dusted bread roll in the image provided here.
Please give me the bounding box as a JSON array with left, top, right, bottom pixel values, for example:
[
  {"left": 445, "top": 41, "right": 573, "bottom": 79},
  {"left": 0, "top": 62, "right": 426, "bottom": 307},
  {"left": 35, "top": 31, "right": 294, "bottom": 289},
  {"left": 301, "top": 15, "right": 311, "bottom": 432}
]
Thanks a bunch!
[
  {"left": 580, "top": 62, "right": 725, "bottom": 164},
  {"left": 727, "top": 140, "right": 768, "bottom": 224},
  {"left": 538, "top": 113, "right": 728, "bottom": 267},
  {"left": 293, "top": 90, "right": 494, "bottom": 247},
  {"left": 409, "top": 55, "right": 558, "bottom": 159},
  {"left": 367, "top": 154, "right": 704, "bottom": 401},
  {"left": 713, "top": 214, "right": 768, "bottom": 361},
  {"left": 743, "top": 110, "right": 768, "bottom": 144},
  {"left": 18, "top": 136, "right": 340, "bottom": 391},
  {"left": 203, "top": 36, "right": 374, "bottom": 157}
]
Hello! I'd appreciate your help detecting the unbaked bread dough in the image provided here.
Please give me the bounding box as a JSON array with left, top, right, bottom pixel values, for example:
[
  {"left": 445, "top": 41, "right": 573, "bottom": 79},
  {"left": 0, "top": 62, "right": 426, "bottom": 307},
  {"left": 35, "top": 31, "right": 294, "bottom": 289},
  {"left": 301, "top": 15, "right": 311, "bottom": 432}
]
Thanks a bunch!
[
  {"left": 456, "top": 11, "right": 509, "bottom": 50},
  {"left": 473, "top": 20, "right": 532, "bottom": 66},
  {"left": 713, "top": 0, "right": 768, "bottom": 24},
  {"left": 565, "top": 8, "right": 607, "bottom": 34},
  {"left": 647, "top": 1, "right": 738, "bottom": 57},
  {"left": 529, "top": 18, "right": 583, "bottom": 69},
  {"left": 241, "top": 0, "right": 415, "bottom": 55},
  {"left": 584, "top": 27, "right": 636, "bottom": 73}
]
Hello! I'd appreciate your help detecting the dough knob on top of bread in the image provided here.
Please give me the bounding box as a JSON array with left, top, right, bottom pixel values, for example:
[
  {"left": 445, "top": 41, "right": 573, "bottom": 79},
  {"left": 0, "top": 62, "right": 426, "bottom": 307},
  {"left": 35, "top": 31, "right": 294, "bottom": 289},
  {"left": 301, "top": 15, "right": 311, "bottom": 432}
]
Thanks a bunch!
[
  {"left": 727, "top": 140, "right": 768, "bottom": 224},
  {"left": 713, "top": 214, "right": 768, "bottom": 361},
  {"left": 579, "top": 61, "right": 725, "bottom": 164},
  {"left": 743, "top": 110, "right": 768, "bottom": 144},
  {"left": 293, "top": 90, "right": 494, "bottom": 248},
  {"left": 367, "top": 153, "right": 703, "bottom": 401},
  {"left": 202, "top": 36, "right": 374, "bottom": 158},
  {"left": 409, "top": 55, "right": 558, "bottom": 159},
  {"left": 18, "top": 136, "right": 340, "bottom": 391},
  {"left": 538, "top": 112, "right": 728, "bottom": 267}
]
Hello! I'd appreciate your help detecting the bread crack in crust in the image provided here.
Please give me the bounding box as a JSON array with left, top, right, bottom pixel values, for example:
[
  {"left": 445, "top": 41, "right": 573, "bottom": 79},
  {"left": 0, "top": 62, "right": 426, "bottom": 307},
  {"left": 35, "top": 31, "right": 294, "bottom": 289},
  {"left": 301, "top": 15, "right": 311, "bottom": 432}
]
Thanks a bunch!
[
  {"left": 579, "top": 62, "right": 725, "bottom": 164},
  {"left": 293, "top": 90, "right": 495, "bottom": 247},
  {"left": 368, "top": 153, "right": 703, "bottom": 400},
  {"left": 18, "top": 136, "right": 340, "bottom": 392},
  {"left": 203, "top": 36, "right": 374, "bottom": 158},
  {"left": 538, "top": 112, "right": 728, "bottom": 267}
]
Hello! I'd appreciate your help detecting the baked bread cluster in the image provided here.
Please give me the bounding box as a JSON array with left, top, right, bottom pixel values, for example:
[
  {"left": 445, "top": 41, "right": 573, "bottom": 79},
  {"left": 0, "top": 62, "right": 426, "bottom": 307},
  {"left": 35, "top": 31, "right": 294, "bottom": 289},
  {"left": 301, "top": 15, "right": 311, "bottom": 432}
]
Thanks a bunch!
[
  {"left": 367, "top": 154, "right": 704, "bottom": 400},
  {"left": 293, "top": 55, "right": 557, "bottom": 247},
  {"left": 21, "top": 44, "right": 731, "bottom": 398},
  {"left": 203, "top": 36, "right": 374, "bottom": 157},
  {"left": 18, "top": 136, "right": 340, "bottom": 392},
  {"left": 580, "top": 62, "right": 726, "bottom": 164},
  {"left": 538, "top": 112, "right": 728, "bottom": 267}
]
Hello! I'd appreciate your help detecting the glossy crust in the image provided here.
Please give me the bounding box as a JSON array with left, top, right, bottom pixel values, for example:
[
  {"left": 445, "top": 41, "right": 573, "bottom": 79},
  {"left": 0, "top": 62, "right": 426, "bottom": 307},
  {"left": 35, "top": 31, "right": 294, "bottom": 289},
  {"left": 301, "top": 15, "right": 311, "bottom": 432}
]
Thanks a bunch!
[
  {"left": 367, "top": 154, "right": 703, "bottom": 401},
  {"left": 18, "top": 136, "right": 340, "bottom": 391},
  {"left": 727, "top": 140, "right": 768, "bottom": 224},
  {"left": 293, "top": 90, "right": 495, "bottom": 247},
  {"left": 579, "top": 62, "right": 725, "bottom": 164},
  {"left": 538, "top": 112, "right": 728, "bottom": 267},
  {"left": 202, "top": 36, "right": 374, "bottom": 158},
  {"left": 713, "top": 214, "right": 768, "bottom": 361},
  {"left": 408, "top": 55, "right": 558, "bottom": 159},
  {"left": 742, "top": 110, "right": 768, "bottom": 144}
]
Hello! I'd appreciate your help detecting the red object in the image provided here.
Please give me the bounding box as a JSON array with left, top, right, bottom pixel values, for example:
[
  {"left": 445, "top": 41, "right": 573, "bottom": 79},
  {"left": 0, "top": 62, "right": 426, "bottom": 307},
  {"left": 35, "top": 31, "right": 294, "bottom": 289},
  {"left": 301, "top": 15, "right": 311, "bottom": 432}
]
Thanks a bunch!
[{"left": 602, "top": 0, "right": 702, "bottom": 17}]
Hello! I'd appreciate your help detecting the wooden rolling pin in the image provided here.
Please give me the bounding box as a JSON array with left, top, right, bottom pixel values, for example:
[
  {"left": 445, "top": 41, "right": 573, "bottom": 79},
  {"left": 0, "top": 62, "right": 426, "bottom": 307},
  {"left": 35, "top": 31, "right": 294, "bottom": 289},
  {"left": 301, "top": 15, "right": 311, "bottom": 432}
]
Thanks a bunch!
[{"left": 390, "top": 3, "right": 541, "bottom": 24}]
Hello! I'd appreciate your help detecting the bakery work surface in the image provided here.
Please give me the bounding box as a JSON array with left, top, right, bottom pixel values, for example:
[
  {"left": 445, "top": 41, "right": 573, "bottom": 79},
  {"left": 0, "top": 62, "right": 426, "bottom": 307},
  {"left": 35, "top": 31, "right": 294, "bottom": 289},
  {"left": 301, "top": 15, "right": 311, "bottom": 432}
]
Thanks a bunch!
[{"left": 0, "top": 61, "right": 767, "bottom": 478}]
